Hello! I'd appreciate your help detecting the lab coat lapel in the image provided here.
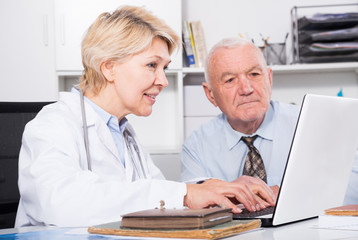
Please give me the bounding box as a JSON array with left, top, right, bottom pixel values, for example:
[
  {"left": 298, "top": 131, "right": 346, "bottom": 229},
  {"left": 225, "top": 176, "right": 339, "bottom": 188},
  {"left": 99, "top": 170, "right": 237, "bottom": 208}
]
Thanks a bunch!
[
  {"left": 80, "top": 97, "right": 122, "bottom": 163},
  {"left": 95, "top": 118, "right": 121, "bottom": 162},
  {"left": 124, "top": 144, "right": 135, "bottom": 181}
]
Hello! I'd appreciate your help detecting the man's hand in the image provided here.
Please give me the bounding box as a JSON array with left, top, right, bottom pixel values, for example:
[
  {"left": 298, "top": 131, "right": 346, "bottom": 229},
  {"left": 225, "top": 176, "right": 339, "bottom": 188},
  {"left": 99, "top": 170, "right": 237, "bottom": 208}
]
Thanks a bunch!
[
  {"left": 232, "top": 176, "right": 278, "bottom": 209},
  {"left": 184, "top": 179, "right": 266, "bottom": 213}
]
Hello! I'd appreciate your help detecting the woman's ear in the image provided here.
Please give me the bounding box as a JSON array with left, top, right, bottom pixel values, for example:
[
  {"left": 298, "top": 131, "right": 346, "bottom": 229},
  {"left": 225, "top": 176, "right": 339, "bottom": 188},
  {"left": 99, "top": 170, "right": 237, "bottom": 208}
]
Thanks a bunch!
[{"left": 100, "top": 61, "right": 116, "bottom": 82}]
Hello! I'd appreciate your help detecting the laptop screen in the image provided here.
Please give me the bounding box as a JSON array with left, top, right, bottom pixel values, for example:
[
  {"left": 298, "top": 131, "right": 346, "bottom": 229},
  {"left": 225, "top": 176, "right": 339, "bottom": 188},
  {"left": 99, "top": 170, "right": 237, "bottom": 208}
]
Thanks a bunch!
[{"left": 234, "top": 94, "right": 358, "bottom": 227}]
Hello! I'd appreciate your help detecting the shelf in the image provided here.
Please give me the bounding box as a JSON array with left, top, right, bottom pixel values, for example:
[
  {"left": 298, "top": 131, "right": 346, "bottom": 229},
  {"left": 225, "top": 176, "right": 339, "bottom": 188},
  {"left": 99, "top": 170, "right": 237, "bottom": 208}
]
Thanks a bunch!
[
  {"left": 183, "top": 62, "right": 358, "bottom": 75},
  {"left": 270, "top": 62, "right": 358, "bottom": 74},
  {"left": 58, "top": 62, "right": 358, "bottom": 78},
  {"left": 57, "top": 70, "right": 83, "bottom": 76},
  {"left": 183, "top": 67, "right": 205, "bottom": 73}
]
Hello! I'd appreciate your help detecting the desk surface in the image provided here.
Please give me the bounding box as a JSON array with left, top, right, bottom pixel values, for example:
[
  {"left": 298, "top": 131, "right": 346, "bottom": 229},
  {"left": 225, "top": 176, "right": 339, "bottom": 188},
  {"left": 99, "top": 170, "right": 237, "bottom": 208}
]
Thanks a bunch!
[{"left": 1, "top": 218, "right": 358, "bottom": 240}]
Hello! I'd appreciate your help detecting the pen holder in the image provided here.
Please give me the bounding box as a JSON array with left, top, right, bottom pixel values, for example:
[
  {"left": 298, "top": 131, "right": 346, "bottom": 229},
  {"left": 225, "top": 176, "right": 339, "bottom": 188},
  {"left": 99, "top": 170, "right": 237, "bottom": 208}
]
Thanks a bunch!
[{"left": 263, "top": 43, "right": 287, "bottom": 65}]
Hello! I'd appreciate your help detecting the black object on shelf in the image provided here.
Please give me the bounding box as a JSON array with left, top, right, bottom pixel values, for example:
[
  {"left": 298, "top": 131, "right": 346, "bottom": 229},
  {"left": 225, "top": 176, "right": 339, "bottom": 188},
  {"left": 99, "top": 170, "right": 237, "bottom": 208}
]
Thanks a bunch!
[{"left": 291, "top": 4, "right": 358, "bottom": 63}]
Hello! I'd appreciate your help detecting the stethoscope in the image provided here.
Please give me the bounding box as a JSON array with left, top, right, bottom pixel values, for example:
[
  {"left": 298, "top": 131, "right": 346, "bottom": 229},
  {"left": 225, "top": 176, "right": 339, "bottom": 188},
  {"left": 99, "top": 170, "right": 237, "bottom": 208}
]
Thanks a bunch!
[{"left": 79, "top": 89, "right": 147, "bottom": 179}]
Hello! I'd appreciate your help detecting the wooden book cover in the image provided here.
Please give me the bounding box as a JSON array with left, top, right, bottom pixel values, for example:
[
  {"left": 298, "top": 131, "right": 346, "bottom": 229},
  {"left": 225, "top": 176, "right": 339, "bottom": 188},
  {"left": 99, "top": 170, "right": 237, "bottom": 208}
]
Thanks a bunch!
[
  {"left": 121, "top": 208, "right": 232, "bottom": 229},
  {"left": 88, "top": 219, "right": 261, "bottom": 239},
  {"left": 325, "top": 204, "right": 358, "bottom": 216}
]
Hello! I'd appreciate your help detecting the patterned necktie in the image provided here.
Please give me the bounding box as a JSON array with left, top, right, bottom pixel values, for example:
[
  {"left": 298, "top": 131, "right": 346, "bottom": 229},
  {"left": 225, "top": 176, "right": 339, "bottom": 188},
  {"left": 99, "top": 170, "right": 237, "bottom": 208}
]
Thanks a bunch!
[{"left": 241, "top": 135, "right": 267, "bottom": 183}]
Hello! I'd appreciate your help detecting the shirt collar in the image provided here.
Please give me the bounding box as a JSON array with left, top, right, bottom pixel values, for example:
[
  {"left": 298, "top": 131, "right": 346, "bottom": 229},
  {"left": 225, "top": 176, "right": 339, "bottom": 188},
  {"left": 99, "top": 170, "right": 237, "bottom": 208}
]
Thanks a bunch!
[
  {"left": 224, "top": 101, "right": 275, "bottom": 150},
  {"left": 71, "top": 87, "right": 128, "bottom": 133}
]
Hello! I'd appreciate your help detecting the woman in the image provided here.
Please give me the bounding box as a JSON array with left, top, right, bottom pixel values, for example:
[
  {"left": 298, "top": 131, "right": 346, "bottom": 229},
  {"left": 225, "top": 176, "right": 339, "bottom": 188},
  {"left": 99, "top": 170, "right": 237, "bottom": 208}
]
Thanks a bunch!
[{"left": 15, "top": 5, "right": 275, "bottom": 227}]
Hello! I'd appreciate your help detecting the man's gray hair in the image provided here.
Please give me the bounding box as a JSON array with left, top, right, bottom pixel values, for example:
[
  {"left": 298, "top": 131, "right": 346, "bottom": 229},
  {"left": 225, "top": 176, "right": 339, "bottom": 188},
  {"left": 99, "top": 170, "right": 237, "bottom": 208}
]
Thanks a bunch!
[{"left": 204, "top": 37, "right": 265, "bottom": 84}]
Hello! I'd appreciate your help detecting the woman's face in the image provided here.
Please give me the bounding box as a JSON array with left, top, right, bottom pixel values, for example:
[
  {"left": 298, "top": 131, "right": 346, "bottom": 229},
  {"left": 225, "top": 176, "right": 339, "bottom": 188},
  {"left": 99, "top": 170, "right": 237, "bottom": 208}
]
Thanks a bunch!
[{"left": 107, "top": 38, "right": 171, "bottom": 119}]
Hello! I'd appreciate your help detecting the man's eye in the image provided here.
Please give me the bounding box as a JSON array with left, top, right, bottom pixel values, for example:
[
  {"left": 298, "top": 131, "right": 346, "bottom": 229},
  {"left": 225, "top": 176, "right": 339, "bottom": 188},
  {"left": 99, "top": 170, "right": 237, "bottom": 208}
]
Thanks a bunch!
[
  {"left": 250, "top": 72, "right": 260, "bottom": 77},
  {"left": 223, "top": 78, "right": 236, "bottom": 88}
]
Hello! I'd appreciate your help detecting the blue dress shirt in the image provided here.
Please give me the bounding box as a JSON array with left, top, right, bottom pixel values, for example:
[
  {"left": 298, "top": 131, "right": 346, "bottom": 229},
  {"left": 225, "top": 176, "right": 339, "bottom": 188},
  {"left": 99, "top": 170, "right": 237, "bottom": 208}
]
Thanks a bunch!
[{"left": 180, "top": 101, "right": 300, "bottom": 187}]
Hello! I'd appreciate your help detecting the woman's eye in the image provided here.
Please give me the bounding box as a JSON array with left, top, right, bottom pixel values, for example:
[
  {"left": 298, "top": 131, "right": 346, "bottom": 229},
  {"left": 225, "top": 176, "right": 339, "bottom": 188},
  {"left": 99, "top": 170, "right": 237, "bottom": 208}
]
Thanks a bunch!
[{"left": 147, "top": 63, "right": 157, "bottom": 68}]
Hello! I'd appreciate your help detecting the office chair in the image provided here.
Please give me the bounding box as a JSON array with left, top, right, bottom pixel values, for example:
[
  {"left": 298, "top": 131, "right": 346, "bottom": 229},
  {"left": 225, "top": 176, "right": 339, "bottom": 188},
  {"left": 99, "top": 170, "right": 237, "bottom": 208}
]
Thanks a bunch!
[{"left": 0, "top": 101, "right": 53, "bottom": 229}]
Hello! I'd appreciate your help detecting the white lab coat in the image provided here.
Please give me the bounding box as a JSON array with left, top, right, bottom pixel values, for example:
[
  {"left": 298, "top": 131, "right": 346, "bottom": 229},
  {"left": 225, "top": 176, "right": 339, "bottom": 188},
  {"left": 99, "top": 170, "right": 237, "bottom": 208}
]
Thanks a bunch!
[{"left": 15, "top": 92, "right": 186, "bottom": 227}]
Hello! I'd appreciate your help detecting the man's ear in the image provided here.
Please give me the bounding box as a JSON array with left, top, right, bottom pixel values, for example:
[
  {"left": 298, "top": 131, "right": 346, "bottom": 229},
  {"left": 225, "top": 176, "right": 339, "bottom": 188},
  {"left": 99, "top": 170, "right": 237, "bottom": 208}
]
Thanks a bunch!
[
  {"left": 202, "top": 82, "right": 218, "bottom": 107},
  {"left": 100, "top": 61, "right": 116, "bottom": 82}
]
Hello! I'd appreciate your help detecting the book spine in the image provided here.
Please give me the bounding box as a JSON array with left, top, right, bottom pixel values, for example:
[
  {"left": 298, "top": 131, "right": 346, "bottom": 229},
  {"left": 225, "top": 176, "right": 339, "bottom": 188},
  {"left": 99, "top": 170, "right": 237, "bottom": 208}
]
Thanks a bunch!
[
  {"left": 182, "top": 21, "right": 196, "bottom": 67},
  {"left": 188, "top": 22, "right": 199, "bottom": 67},
  {"left": 190, "top": 21, "right": 207, "bottom": 68}
]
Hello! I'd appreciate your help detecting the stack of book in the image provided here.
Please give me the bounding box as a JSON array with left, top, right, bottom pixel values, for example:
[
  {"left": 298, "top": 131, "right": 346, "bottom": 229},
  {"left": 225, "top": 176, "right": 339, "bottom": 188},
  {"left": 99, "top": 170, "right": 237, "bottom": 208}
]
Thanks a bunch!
[
  {"left": 182, "top": 20, "right": 207, "bottom": 68},
  {"left": 88, "top": 208, "right": 261, "bottom": 239}
]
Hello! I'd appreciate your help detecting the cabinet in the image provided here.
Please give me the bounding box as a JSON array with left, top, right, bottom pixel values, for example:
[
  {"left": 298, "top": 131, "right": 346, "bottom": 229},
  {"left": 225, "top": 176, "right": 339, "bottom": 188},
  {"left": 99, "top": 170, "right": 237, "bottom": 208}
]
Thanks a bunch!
[
  {"left": 0, "top": 0, "right": 57, "bottom": 101},
  {"left": 54, "top": 0, "right": 182, "bottom": 71}
]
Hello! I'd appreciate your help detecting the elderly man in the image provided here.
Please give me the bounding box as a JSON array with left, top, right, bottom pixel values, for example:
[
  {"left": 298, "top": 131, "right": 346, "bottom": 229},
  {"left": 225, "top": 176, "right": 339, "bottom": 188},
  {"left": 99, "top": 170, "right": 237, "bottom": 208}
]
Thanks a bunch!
[{"left": 180, "top": 37, "right": 358, "bottom": 204}]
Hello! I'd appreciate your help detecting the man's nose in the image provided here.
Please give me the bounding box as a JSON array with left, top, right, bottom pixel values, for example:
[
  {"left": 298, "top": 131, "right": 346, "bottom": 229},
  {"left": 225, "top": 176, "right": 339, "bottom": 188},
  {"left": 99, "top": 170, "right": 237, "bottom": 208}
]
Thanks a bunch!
[{"left": 237, "top": 76, "right": 254, "bottom": 95}]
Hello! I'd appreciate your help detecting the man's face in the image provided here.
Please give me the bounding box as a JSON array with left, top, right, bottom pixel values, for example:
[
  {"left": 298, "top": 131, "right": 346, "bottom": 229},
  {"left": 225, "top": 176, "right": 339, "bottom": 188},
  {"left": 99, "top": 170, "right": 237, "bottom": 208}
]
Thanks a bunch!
[{"left": 203, "top": 44, "right": 272, "bottom": 133}]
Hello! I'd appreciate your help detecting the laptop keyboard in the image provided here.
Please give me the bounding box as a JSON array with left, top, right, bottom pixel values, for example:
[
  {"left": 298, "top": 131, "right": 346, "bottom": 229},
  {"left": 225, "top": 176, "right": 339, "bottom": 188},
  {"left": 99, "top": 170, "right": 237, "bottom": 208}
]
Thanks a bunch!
[{"left": 233, "top": 206, "right": 275, "bottom": 218}]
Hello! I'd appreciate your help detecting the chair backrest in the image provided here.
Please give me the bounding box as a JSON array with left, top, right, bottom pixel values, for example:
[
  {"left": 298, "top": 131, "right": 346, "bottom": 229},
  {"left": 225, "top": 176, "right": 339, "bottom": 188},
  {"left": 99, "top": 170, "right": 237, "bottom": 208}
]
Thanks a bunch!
[{"left": 0, "top": 101, "right": 53, "bottom": 229}]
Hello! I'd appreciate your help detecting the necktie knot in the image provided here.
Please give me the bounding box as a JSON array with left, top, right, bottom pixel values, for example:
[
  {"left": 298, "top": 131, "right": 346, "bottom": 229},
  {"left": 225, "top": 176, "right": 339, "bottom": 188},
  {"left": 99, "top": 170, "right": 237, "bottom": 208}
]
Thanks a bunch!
[{"left": 241, "top": 135, "right": 258, "bottom": 147}]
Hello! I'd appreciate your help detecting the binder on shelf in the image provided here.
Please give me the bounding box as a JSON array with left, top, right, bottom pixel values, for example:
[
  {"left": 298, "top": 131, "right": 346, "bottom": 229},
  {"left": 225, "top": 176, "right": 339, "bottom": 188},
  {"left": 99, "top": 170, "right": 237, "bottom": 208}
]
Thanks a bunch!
[
  {"left": 299, "top": 42, "right": 358, "bottom": 57},
  {"left": 297, "top": 12, "right": 358, "bottom": 31},
  {"left": 182, "top": 21, "right": 196, "bottom": 67},
  {"left": 291, "top": 4, "right": 358, "bottom": 63},
  {"left": 298, "top": 26, "right": 358, "bottom": 44}
]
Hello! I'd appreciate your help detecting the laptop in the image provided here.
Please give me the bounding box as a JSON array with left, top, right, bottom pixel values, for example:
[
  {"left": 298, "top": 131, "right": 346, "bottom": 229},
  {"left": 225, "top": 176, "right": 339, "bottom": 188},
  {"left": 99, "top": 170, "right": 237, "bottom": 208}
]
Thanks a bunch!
[{"left": 233, "top": 94, "right": 358, "bottom": 227}]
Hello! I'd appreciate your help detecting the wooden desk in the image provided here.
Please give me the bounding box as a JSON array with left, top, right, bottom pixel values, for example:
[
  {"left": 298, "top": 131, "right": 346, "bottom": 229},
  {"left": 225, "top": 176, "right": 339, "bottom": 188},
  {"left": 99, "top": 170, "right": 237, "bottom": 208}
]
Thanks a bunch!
[{"left": 1, "top": 219, "right": 358, "bottom": 240}]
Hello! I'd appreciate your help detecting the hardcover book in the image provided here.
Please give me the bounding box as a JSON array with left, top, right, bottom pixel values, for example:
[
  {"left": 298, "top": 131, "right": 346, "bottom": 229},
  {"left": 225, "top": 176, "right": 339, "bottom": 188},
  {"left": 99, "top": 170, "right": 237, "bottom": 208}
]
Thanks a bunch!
[
  {"left": 120, "top": 208, "right": 233, "bottom": 229},
  {"left": 325, "top": 204, "right": 358, "bottom": 216},
  {"left": 88, "top": 219, "right": 261, "bottom": 239}
]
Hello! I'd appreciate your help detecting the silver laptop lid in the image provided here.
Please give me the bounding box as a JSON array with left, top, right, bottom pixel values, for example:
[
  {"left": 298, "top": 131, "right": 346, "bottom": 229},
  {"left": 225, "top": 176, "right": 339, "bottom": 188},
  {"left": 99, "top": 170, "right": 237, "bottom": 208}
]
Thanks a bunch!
[{"left": 273, "top": 94, "right": 358, "bottom": 226}]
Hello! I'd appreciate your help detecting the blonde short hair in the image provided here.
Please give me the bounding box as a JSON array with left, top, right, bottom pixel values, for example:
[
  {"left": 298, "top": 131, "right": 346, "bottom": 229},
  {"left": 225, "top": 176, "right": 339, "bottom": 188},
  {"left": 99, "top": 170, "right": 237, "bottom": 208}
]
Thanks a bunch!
[{"left": 78, "top": 5, "right": 180, "bottom": 94}]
